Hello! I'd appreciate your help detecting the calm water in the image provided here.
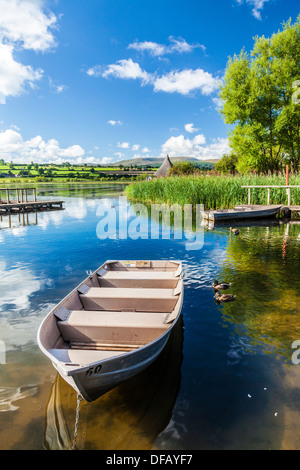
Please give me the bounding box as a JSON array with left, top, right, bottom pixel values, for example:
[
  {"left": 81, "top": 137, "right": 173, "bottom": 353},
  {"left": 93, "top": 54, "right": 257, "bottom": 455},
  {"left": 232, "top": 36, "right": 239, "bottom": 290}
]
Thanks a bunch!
[{"left": 1, "top": 184, "right": 300, "bottom": 450}]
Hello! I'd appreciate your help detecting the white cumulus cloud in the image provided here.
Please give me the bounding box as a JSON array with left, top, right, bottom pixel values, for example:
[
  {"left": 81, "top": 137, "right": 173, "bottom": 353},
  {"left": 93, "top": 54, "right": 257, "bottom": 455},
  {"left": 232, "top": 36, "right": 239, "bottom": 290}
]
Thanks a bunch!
[
  {"left": 128, "top": 36, "right": 205, "bottom": 56},
  {"left": 107, "top": 120, "right": 122, "bottom": 126},
  {"left": 102, "top": 58, "right": 151, "bottom": 84},
  {"left": 0, "top": 43, "right": 43, "bottom": 103},
  {"left": 91, "top": 57, "right": 221, "bottom": 98},
  {"left": 236, "top": 0, "right": 271, "bottom": 20},
  {"left": 0, "top": 129, "right": 85, "bottom": 163},
  {"left": 185, "top": 123, "right": 199, "bottom": 133},
  {"left": 0, "top": 0, "right": 57, "bottom": 52},
  {"left": 117, "top": 141, "right": 130, "bottom": 149},
  {"left": 0, "top": 0, "right": 59, "bottom": 103},
  {"left": 161, "top": 134, "right": 230, "bottom": 160},
  {"left": 99, "top": 157, "right": 115, "bottom": 165},
  {"left": 153, "top": 68, "right": 220, "bottom": 96}
]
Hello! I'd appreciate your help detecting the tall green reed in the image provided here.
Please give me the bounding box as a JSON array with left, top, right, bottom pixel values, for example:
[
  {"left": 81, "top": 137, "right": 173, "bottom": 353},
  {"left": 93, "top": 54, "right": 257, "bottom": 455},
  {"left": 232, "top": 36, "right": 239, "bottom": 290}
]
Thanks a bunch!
[{"left": 125, "top": 173, "right": 300, "bottom": 209}]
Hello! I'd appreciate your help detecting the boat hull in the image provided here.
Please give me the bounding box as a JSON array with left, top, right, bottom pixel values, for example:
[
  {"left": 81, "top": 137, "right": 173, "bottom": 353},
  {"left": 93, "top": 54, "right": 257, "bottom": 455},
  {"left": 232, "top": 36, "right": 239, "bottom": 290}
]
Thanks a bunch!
[
  {"left": 202, "top": 205, "right": 282, "bottom": 222},
  {"left": 63, "top": 330, "right": 171, "bottom": 401}
]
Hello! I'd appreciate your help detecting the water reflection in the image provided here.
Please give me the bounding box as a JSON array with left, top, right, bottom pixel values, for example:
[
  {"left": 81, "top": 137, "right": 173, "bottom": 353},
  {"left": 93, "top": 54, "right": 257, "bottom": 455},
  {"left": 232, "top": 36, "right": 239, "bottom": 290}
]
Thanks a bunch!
[
  {"left": 37, "top": 183, "right": 129, "bottom": 199},
  {"left": 44, "top": 318, "right": 183, "bottom": 450},
  {"left": 216, "top": 221, "right": 300, "bottom": 359},
  {"left": 0, "top": 184, "right": 300, "bottom": 450}
]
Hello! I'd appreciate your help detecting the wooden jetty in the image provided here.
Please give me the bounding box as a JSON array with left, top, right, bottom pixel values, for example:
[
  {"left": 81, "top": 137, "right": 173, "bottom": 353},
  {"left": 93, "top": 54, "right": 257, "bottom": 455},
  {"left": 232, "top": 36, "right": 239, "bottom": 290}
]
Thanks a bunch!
[
  {"left": 241, "top": 185, "right": 300, "bottom": 208},
  {"left": 201, "top": 183, "right": 300, "bottom": 224},
  {"left": 0, "top": 187, "right": 64, "bottom": 214}
]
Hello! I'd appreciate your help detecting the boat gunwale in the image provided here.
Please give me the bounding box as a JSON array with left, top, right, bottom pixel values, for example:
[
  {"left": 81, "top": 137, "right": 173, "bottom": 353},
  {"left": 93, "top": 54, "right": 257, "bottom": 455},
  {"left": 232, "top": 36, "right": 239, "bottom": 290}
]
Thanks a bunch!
[{"left": 37, "top": 259, "right": 183, "bottom": 377}]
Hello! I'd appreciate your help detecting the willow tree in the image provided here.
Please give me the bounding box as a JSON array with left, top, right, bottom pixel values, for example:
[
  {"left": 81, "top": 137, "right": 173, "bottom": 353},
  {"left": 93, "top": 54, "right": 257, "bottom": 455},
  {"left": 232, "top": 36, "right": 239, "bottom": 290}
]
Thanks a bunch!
[{"left": 220, "top": 17, "right": 300, "bottom": 173}]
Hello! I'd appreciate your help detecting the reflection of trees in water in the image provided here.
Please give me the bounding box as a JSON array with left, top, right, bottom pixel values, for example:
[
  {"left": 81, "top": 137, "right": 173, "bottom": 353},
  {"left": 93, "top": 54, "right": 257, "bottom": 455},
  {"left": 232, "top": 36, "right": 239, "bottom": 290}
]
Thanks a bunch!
[
  {"left": 38, "top": 184, "right": 128, "bottom": 198},
  {"left": 217, "top": 223, "right": 300, "bottom": 358}
]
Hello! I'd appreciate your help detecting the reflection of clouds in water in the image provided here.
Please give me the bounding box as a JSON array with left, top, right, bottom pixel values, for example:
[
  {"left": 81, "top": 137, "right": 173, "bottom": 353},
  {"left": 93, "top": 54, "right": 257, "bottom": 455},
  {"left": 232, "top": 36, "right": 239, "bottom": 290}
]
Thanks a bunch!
[
  {"left": 155, "top": 396, "right": 189, "bottom": 449},
  {"left": 96, "top": 198, "right": 119, "bottom": 211},
  {"left": 0, "top": 197, "right": 128, "bottom": 238},
  {"left": 11, "top": 226, "right": 28, "bottom": 237},
  {"left": 0, "top": 197, "right": 99, "bottom": 235},
  {"left": 226, "top": 337, "right": 259, "bottom": 365},
  {"left": 38, "top": 210, "right": 64, "bottom": 230},
  {"left": 0, "top": 386, "right": 37, "bottom": 412},
  {"left": 183, "top": 247, "right": 228, "bottom": 289},
  {"left": 36, "top": 198, "right": 89, "bottom": 230},
  {"left": 227, "top": 342, "right": 246, "bottom": 366},
  {"left": 1, "top": 302, "right": 56, "bottom": 352},
  {"left": 42, "top": 198, "right": 99, "bottom": 224},
  {"left": 65, "top": 198, "right": 87, "bottom": 220},
  {"left": 0, "top": 261, "right": 42, "bottom": 311}
]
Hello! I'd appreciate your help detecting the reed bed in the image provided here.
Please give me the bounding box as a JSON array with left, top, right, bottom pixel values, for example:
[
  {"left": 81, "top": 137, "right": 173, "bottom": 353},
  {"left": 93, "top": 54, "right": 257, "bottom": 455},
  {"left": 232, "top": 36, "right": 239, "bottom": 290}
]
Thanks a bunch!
[{"left": 125, "top": 174, "right": 300, "bottom": 209}]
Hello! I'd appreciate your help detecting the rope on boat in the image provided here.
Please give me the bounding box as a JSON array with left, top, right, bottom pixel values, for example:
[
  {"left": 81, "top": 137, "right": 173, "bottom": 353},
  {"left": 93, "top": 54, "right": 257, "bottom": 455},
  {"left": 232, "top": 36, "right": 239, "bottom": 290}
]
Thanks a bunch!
[{"left": 72, "top": 394, "right": 84, "bottom": 450}]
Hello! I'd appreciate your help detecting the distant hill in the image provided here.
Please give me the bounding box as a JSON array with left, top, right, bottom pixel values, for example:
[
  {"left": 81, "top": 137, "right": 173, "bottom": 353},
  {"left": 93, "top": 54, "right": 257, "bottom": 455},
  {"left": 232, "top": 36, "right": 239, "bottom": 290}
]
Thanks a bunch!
[{"left": 112, "top": 156, "right": 219, "bottom": 167}]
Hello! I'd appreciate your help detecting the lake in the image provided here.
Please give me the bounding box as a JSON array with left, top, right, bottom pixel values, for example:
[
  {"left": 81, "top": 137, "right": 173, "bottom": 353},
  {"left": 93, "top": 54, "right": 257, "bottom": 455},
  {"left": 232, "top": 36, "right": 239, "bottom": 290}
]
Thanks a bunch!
[{"left": 0, "top": 183, "right": 300, "bottom": 450}]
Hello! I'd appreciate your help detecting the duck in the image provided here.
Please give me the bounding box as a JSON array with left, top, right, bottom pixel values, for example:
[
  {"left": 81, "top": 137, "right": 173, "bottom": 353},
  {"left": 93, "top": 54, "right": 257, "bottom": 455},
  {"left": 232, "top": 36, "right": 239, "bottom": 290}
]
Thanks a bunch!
[
  {"left": 214, "top": 292, "right": 236, "bottom": 302},
  {"left": 212, "top": 280, "right": 231, "bottom": 290},
  {"left": 230, "top": 227, "right": 239, "bottom": 235}
]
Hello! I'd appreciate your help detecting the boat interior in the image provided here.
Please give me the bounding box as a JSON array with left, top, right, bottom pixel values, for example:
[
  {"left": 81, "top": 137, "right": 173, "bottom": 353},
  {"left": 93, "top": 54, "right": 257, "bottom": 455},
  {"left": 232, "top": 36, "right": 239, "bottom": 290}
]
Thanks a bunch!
[{"left": 39, "top": 260, "right": 183, "bottom": 368}]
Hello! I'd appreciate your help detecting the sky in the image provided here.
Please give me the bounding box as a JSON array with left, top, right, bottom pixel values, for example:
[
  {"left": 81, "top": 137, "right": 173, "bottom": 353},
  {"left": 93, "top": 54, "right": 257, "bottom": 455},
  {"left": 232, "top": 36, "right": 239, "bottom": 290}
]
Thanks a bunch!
[{"left": 0, "top": 0, "right": 299, "bottom": 165}]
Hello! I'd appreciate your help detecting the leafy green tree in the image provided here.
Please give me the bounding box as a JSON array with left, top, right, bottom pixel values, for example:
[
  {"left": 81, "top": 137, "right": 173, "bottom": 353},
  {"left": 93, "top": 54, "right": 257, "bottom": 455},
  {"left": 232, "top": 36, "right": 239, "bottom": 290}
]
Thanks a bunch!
[
  {"left": 169, "top": 161, "right": 197, "bottom": 176},
  {"left": 215, "top": 153, "right": 238, "bottom": 174},
  {"left": 219, "top": 16, "right": 300, "bottom": 173}
]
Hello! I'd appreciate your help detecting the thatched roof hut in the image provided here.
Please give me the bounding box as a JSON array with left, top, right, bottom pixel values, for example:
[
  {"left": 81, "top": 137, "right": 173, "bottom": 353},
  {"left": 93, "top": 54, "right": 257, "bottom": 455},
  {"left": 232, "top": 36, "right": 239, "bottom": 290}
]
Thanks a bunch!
[{"left": 155, "top": 155, "right": 173, "bottom": 177}]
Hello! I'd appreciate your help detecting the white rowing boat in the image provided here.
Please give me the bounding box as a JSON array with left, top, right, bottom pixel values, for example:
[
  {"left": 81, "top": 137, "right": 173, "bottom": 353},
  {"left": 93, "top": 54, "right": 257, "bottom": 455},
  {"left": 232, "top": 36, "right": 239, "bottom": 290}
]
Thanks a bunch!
[{"left": 37, "top": 260, "right": 183, "bottom": 402}]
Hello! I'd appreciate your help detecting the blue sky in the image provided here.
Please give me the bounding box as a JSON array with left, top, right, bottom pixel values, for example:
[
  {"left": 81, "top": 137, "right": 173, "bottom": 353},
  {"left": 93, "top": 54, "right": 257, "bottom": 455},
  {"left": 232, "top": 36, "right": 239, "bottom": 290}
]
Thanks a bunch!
[{"left": 0, "top": 0, "right": 299, "bottom": 165}]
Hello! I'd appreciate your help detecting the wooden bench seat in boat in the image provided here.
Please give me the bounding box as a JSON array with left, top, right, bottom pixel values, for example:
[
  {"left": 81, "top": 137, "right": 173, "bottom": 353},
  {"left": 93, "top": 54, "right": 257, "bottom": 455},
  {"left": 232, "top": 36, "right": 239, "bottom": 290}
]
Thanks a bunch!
[
  {"left": 56, "top": 310, "right": 170, "bottom": 347},
  {"left": 78, "top": 286, "right": 180, "bottom": 312},
  {"left": 97, "top": 270, "right": 179, "bottom": 288},
  {"left": 49, "top": 348, "right": 126, "bottom": 365}
]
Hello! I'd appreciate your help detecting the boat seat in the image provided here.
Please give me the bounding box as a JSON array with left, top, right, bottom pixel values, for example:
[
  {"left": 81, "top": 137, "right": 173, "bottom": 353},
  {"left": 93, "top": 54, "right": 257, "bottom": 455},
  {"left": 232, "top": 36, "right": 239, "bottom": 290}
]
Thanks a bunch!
[
  {"left": 49, "top": 348, "right": 126, "bottom": 365},
  {"left": 78, "top": 286, "right": 180, "bottom": 313},
  {"left": 97, "top": 270, "right": 179, "bottom": 288},
  {"left": 57, "top": 310, "right": 170, "bottom": 345}
]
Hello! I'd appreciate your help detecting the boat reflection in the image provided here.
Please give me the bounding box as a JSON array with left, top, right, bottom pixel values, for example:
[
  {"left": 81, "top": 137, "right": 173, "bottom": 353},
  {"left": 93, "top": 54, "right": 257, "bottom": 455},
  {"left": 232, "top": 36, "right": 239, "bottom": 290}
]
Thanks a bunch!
[
  {"left": 201, "top": 217, "right": 283, "bottom": 230},
  {"left": 44, "top": 316, "right": 184, "bottom": 450}
]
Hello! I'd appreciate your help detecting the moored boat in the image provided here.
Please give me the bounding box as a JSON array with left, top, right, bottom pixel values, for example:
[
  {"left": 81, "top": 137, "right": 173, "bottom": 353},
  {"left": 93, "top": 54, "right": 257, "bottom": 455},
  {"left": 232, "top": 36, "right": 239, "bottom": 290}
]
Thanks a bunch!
[
  {"left": 202, "top": 204, "right": 282, "bottom": 222},
  {"left": 37, "top": 260, "right": 183, "bottom": 402}
]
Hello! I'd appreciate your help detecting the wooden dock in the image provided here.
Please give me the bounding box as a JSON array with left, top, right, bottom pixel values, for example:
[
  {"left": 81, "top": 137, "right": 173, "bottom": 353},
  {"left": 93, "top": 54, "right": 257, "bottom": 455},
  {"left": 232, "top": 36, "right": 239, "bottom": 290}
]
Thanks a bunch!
[
  {"left": 0, "top": 187, "right": 64, "bottom": 214},
  {"left": 241, "top": 185, "right": 300, "bottom": 207}
]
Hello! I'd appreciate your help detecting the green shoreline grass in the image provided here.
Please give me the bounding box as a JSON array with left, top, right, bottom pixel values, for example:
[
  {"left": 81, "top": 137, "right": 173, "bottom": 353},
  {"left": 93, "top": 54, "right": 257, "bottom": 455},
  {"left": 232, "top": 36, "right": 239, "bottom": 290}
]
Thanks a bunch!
[{"left": 125, "top": 174, "right": 300, "bottom": 209}]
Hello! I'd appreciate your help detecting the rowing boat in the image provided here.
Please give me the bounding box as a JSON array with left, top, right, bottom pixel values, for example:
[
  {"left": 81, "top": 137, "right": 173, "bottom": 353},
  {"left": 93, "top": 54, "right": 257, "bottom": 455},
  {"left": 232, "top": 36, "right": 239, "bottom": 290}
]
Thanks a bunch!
[
  {"left": 37, "top": 260, "right": 183, "bottom": 402},
  {"left": 44, "top": 317, "right": 183, "bottom": 449},
  {"left": 202, "top": 204, "right": 282, "bottom": 222}
]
